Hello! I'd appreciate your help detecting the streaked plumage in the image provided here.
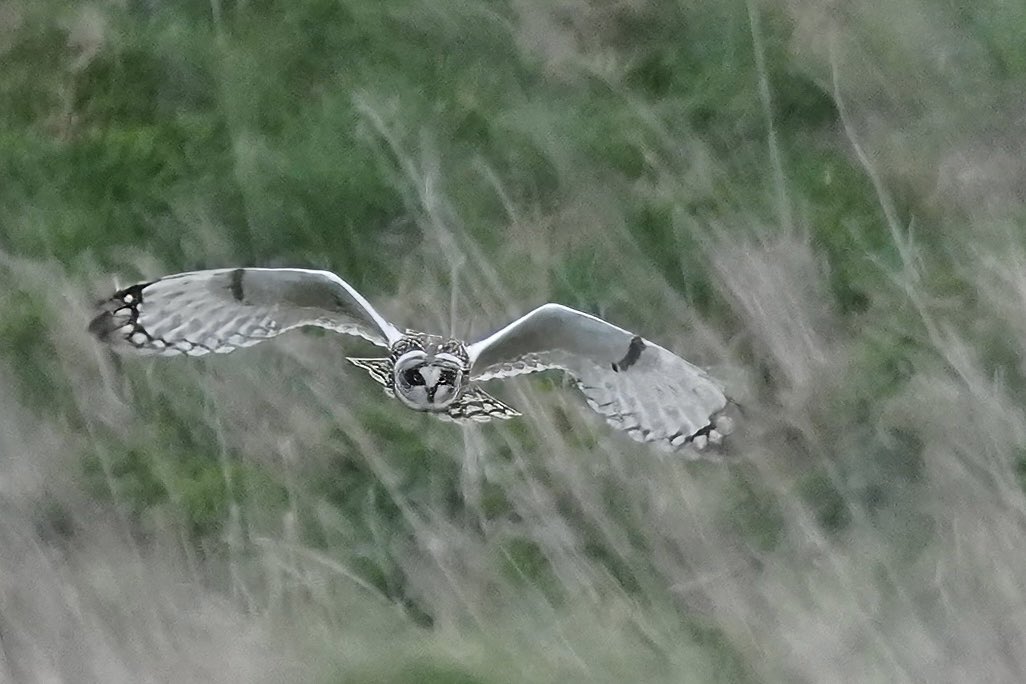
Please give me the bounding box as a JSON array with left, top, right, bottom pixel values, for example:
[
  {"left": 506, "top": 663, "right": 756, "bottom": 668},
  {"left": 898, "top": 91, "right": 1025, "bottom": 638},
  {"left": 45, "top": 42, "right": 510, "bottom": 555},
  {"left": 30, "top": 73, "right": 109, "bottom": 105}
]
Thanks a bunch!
[{"left": 89, "top": 267, "right": 733, "bottom": 450}]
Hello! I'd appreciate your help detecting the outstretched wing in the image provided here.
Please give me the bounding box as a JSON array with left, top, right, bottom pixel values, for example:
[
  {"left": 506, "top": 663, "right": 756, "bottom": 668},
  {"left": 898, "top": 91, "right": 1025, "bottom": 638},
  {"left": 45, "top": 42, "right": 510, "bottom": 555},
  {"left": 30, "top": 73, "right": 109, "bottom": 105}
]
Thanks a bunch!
[
  {"left": 466, "top": 304, "right": 729, "bottom": 449},
  {"left": 89, "top": 268, "right": 402, "bottom": 356}
]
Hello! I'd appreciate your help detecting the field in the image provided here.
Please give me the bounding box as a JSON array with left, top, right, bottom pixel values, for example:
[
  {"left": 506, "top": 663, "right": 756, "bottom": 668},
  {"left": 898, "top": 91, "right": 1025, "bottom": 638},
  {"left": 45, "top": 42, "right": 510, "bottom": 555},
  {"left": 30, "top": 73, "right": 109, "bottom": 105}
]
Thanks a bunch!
[{"left": 3, "top": 1, "right": 1026, "bottom": 682}]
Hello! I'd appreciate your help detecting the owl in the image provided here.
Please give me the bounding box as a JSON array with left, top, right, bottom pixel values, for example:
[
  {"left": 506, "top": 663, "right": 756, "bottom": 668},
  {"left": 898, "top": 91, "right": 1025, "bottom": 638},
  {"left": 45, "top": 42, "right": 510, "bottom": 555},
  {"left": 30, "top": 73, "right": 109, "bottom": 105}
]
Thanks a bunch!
[{"left": 89, "top": 268, "right": 733, "bottom": 450}]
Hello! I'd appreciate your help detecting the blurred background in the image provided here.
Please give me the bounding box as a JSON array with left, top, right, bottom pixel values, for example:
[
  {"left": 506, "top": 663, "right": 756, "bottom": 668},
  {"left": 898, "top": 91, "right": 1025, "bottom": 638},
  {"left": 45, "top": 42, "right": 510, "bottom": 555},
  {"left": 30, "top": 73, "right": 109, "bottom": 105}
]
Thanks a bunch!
[{"left": 3, "top": 0, "right": 1026, "bottom": 681}]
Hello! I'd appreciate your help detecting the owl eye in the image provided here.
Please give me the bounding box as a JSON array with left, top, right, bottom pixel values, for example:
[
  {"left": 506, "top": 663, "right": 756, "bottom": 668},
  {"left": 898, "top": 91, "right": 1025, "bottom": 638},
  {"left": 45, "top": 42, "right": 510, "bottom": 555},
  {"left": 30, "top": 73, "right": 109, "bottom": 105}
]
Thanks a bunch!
[
  {"left": 439, "top": 370, "right": 458, "bottom": 385},
  {"left": 403, "top": 368, "right": 425, "bottom": 386}
]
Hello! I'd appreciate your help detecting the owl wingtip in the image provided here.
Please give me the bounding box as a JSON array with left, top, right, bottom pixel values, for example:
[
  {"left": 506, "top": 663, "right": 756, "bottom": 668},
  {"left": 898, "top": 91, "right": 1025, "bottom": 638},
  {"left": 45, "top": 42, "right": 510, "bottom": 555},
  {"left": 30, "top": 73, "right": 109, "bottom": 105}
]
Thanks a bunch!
[{"left": 87, "top": 309, "right": 116, "bottom": 340}]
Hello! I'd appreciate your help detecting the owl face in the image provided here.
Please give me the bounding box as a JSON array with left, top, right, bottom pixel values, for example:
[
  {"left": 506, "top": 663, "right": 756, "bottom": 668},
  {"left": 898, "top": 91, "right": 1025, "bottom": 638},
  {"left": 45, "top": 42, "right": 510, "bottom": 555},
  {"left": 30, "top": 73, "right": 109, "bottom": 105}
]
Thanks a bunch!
[{"left": 392, "top": 350, "right": 466, "bottom": 411}]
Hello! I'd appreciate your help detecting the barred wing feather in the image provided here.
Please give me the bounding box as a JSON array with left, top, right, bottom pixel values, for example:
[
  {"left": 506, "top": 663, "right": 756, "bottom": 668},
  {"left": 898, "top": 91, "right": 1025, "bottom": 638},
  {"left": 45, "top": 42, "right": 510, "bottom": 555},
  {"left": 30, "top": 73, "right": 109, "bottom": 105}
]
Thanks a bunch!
[
  {"left": 89, "top": 268, "right": 401, "bottom": 356},
  {"left": 467, "top": 304, "right": 728, "bottom": 448}
]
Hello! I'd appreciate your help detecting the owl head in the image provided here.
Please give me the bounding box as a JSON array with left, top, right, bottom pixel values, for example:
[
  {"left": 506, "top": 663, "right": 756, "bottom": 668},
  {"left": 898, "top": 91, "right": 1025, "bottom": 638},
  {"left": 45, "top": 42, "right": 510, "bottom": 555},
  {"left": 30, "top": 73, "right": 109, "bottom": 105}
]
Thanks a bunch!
[{"left": 392, "top": 349, "right": 466, "bottom": 410}]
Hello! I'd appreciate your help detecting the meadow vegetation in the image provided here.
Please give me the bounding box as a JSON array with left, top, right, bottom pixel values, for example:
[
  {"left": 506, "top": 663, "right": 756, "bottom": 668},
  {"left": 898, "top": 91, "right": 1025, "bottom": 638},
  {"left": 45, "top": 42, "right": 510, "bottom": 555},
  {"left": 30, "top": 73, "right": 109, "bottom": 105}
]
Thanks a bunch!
[{"left": 2, "top": 0, "right": 1026, "bottom": 681}]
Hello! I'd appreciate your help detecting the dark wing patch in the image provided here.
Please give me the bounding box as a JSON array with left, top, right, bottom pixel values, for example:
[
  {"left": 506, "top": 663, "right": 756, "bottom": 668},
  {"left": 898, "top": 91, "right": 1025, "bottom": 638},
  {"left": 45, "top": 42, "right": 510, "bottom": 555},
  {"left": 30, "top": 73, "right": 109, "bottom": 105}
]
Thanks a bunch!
[
  {"left": 611, "top": 335, "right": 645, "bottom": 372},
  {"left": 229, "top": 268, "right": 245, "bottom": 302}
]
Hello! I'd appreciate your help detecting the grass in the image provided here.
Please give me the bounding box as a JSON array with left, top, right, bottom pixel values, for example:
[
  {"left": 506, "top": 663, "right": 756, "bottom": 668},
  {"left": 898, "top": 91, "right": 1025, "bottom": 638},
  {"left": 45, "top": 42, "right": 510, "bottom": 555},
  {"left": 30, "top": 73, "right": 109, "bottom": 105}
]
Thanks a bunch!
[{"left": 2, "top": 0, "right": 1026, "bottom": 681}]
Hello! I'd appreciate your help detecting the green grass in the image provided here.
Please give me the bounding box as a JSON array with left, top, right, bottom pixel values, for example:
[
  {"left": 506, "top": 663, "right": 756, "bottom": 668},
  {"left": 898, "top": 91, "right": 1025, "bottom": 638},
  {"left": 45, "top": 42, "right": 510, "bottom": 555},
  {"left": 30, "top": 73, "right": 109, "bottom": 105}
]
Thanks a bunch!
[{"left": 2, "top": 0, "right": 1026, "bottom": 681}]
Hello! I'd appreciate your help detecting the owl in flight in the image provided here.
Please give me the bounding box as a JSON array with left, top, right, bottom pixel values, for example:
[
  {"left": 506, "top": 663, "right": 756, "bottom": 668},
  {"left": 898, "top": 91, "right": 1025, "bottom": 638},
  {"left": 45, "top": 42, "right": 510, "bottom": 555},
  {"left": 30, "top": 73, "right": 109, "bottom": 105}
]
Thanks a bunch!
[{"left": 89, "top": 268, "right": 732, "bottom": 450}]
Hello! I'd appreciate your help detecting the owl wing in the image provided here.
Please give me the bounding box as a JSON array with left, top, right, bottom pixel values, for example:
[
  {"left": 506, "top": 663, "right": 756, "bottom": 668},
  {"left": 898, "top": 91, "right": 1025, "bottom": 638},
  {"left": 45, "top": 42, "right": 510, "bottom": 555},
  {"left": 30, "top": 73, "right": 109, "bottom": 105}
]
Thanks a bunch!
[
  {"left": 466, "top": 304, "right": 730, "bottom": 449},
  {"left": 89, "top": 268, "right": 402, "bottom": 356}
]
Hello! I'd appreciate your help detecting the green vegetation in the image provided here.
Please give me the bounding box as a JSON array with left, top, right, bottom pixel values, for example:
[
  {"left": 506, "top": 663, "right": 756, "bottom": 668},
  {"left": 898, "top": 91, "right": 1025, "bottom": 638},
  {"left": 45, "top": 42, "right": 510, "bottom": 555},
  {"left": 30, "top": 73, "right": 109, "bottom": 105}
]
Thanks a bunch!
[{"left": 3, "top": 0, "right": 1026, "bottom": 681}]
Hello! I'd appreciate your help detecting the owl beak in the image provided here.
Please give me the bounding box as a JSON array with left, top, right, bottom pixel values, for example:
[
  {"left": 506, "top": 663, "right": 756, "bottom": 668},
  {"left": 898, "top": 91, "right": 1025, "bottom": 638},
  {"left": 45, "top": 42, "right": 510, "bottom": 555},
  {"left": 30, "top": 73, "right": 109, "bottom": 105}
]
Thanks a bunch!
[{"left": 419, "top": 365, "right": 443, "bottom": 388}]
